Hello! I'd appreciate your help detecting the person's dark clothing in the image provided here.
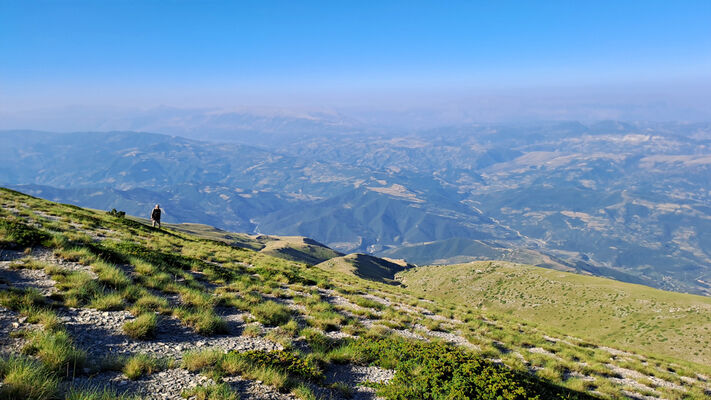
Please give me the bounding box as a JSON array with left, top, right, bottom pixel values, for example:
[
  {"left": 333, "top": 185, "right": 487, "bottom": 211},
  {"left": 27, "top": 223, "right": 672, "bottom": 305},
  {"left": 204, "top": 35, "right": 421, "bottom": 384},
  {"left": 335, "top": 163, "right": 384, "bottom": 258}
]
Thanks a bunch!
[{"left": 151, "top": 208, "right": 161, "bottom": 221}]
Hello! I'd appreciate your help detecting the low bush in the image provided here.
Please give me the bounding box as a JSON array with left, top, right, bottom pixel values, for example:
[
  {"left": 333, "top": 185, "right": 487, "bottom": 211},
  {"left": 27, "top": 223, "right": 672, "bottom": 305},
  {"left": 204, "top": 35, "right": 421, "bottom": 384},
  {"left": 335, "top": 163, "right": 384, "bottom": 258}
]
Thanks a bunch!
[
  {"left": 226, "top": 350, "right": 322, "bottom": 382},
  {"left": 345, "top": 336, "right": 595, "bottom": 400}
]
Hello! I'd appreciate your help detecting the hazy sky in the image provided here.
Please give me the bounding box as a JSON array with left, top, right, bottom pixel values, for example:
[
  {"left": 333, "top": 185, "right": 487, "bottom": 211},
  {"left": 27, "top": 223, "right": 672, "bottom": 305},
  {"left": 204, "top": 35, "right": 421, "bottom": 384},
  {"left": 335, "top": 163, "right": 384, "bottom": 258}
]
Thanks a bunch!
[{"left": 1, "top": 0, "right": 711, "bottom": 123}]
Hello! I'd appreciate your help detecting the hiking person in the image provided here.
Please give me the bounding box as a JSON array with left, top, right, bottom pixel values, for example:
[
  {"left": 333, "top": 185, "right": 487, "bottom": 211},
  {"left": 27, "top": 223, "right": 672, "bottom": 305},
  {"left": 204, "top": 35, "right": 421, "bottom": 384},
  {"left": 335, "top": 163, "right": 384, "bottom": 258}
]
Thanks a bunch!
[{"left": 151, "top": 204, "right": 162, "bottom": 228}]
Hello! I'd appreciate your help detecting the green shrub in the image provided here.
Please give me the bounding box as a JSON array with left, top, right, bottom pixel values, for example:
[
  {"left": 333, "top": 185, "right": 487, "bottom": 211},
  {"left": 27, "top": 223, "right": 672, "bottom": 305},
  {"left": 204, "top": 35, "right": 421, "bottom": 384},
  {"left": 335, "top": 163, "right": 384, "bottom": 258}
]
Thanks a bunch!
[
  {"left": 346, "top": 336, "right": 594, "bottom": 400},
  {"left": 251, "top": 301, "right": 291, "bottom": 326},
  {"left": 122, "top": 313, "right": 158, "bottom": 340},
  {"left": 0, "top": 355, "right": 59, "bottom": 400},
  {"left": 225, "top": 350, "right": 322, "bottom": 382}
]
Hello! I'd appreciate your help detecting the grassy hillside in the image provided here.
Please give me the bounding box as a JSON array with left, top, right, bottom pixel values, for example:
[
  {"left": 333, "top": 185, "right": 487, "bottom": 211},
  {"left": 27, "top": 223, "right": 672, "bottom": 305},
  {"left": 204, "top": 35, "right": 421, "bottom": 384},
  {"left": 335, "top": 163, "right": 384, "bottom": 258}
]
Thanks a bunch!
[
  {"left": 378, "top": 237, "right": 576, "bottom": 270},
  {"left": 398, "top": 261, "right": 711, "bottom": 365},
  {"left": 1, "top": 187, "right": 710, "bottom": 400},
  {"left": 156, "top": 221, "right": 342, "bottom": 264},
  {"left": 315, "top": 254, "right": 413, "bottom": 284}
]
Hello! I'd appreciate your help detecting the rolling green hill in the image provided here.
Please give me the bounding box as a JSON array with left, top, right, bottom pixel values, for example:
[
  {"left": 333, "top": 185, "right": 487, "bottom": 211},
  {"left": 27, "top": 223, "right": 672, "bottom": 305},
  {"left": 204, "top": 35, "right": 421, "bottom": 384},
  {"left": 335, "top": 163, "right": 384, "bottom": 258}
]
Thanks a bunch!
[{"left": 398, "top": 261, "right": 711, "bottom": 365}]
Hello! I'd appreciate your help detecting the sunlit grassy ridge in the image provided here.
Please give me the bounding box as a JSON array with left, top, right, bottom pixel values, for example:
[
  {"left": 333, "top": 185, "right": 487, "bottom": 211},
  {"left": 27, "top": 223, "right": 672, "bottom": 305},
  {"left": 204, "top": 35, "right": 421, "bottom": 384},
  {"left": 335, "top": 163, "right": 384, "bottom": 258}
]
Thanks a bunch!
[
  {"left": 398, "top": 262, "right": 711, "bottom": 364},
  {"left": 145, "top": 221, "right": 342, "bottom": 265},
  {"left": 1, "top": 187, "right": 710, "bottom": 399},
  {"left": 314, "top": 253, "right": 411, "bottom": 284}
]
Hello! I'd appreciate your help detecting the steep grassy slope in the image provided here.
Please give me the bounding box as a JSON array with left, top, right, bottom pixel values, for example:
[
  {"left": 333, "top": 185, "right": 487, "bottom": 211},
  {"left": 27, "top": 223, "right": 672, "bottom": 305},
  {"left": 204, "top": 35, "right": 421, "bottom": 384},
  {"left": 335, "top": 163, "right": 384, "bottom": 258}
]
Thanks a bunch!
[
  {"left": 1, "top": 187, "right": 710, "bottom": 400},
  {"left": 398, "top": 262, "right": 711, "bottom": 365}
]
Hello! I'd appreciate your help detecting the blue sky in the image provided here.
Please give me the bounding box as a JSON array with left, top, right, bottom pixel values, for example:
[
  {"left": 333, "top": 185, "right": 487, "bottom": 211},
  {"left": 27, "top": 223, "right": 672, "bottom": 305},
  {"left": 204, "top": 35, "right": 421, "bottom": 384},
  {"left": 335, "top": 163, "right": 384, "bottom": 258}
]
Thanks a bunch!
[{"left": 1, "top": 1, "right": 710, "bottom": 119}]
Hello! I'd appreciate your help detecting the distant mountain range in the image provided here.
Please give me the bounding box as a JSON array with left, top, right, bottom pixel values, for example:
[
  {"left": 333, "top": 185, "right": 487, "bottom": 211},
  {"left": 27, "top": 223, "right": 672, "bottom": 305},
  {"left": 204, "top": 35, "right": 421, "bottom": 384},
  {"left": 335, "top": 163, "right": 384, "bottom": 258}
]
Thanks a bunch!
[{"left": 2, "top": 120, "right": 711, "bottom": 295}]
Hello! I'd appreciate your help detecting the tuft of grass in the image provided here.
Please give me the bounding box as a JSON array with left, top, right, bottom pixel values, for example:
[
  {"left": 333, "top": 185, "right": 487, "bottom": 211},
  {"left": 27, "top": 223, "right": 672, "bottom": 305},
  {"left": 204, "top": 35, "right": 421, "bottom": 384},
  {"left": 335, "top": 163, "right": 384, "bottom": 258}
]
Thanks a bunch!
[
  {"left": 0, "top": 355, "right": 59, "bottom": 400},
  {"left": 122, "top": 313, "right": 158, "bottom": 340},
  {"left": 308, "top": 307, "right": 346, "bottom": 332},
  {"left": 8, "top": 257, "right": 50, "bottom": 270},
  {"left": 173, "top": 308, "right": 228, "bottom": 336},
  {"left": 353, "top": 296, "right": 385, "bottom": 311},
  {"left": 329, "top": 381, "right": 353, "bottom": 398},
  {"left": 130, "top": 293, "right": 170, "bottom": 315},
  {"left": 52, "top": 270, "right": 101, "bottom": 307},
  {"left": 93, "top": 261, "right": 132, "bottom": 289},
  {"left": 242, "top": 324, "right": 262, "bottom": 338},
  {"left": 123, "top": 354, "right": 160, "bottom": 380},
  {"left": 54, "top": 246, "right": 96, "bottom": 265},
  {"left": 24, "top": 307, "right": 62, "bottom": 332},
  {"left": 179, "top": 288, "right": 216, "bottom": 309},
  {"left": 0, "top": 287, "right": 45, "bottom": 311},
  {"left": 290, "top": 383, "right": 319, "bottom": 400},
  {"left": 251, "top": 301, "right": 292, "bottom": 327},
  {"left": 65, "top": 387, "right": 140, "bottom": 400},
  {"left": 89, "top": 292, "right": 125, "bottom": 311},
  {"left": 181, "top": 383, "right": 238, "bottom": 400},
  {"left": 279, "top": 320, "right": 300, "bottom": 337},
  {"left": 21, "top": 329, "right": 86, "bottom": 375},
  {"left": 182, "top": 348, "right": 223, "bottom": 372}
]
